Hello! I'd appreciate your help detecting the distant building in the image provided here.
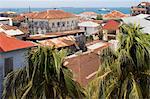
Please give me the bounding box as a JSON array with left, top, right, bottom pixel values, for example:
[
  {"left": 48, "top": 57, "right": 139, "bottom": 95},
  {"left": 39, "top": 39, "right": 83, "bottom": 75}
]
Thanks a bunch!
[
  {"left": 131, "top": 2, "right": 150, "bottom": 16},
  {"left": 0, "top": 11, "right": 17, "bottom": 17},
  {"left": 0, "top": 33, "right": 35, "bottom": 96},
  {"left": 78, "top": 21, "right": 100, "bottom": 36},
  {"left": 78, "top": 12, "right": 98, "bottom": 20},
  {"left": 103, "top": 10, "right": 129, "bottom": 20},
  {"left": 0, "top": 17, "right": 13, "bottom": 26},
  {"left": 102, "top": 20, "right": 120, "bottom": 41},
  {"left": 0, "top": 24, "right": 27, "bottom": 39},
  {"left": 21, "top": 10, "right": 79, "bottom": 35}
]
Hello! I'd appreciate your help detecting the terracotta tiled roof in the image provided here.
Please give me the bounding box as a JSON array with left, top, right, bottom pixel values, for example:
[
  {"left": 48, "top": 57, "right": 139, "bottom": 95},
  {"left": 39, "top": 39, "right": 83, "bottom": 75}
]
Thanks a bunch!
[
  {"left": 0, "top": 33, "right": 35, "bottom": 52},
  {"left": 64, "top": 41, "right": 110, "bottom": 86},
  {"left": 21, "top": 12, "right": 38, "bottom": 19},
  {"left": 12, "top": 15, "right": 25, "bottom": 21},
  {"left": 103, "top": 10, "right": 128, "bottom": 19},
  {"left": 38, "top": 36, "right": 76, "bottom": 48},
  {"left": 103, "top": 20, "right": 120, "bottom": 30},
  {"left": 22, "top": 10, "right": 76, "bottom": 19},
  {"left": 65, "top": 51, "right": 100, "bottom": 87}
]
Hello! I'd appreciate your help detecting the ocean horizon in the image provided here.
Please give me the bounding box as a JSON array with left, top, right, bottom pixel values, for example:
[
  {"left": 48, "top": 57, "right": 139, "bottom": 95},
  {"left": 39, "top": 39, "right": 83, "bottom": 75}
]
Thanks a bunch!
[{"left": 0, "top": 7, "right": 131, "bottom": 14}]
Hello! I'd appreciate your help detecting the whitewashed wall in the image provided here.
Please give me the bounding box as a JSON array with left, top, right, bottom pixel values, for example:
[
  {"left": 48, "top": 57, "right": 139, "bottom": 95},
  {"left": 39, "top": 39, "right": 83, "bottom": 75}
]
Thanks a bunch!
[
  {"left": 0, "top": 48, "right": 29, "bottom": 97},
  {"left": 79, "top": 27, "right": 99, "bottom": 36}
]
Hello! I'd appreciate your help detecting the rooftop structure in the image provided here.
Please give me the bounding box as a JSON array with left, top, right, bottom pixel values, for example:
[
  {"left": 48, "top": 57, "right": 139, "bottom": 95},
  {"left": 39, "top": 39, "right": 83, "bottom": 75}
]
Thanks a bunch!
[
  {"left": 22, "top": 10, "right": 76, "bottom": 19},
  {"left": 103, "top": 10, "right": 128, "bottom": 19},
  {"left": 38, "top": 36, "right": 76, "bottom": 48},
  {"left": 64, "top": 40, "right": 110, "bottom": 86},
  {"left": 0, "top": 33, "right": 35, "bottom": 52},
  {"left": 27, "top": 29, "right": 84, "bottom": 41},
  {"left": 102, "top": 20, "right": 120, "bottom": 30},
  {"left": 12, "top": 15, "right": 25, "bottom": 22}
]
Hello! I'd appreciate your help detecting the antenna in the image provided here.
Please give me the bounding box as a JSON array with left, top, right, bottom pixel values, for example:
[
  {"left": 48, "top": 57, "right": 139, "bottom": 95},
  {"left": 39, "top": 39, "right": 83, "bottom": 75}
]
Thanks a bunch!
[
  {"left": 27, "top": 0, "right": 31, "bottom": 13},
  {"left": 29, "top": 6, "right": 31, "bottom": 13}
]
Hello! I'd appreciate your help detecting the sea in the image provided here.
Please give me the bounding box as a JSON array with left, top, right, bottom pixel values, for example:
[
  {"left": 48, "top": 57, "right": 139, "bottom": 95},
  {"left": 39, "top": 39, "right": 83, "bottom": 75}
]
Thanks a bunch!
[{"left": 0, "top": 7, "right": 131, "bottom": 14}]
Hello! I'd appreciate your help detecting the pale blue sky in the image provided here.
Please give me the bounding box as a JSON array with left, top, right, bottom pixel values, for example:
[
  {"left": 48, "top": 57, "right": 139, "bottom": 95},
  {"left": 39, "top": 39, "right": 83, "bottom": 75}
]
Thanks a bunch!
[{"left": 0, "top": 0, "right": 149, "bottom": 8}]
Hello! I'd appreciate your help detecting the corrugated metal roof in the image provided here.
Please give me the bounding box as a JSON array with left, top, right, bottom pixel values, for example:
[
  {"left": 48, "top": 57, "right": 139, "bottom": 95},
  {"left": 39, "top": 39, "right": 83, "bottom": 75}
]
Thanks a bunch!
[{"left": 38, "top": 36, "right": 76, "bottom": 48}]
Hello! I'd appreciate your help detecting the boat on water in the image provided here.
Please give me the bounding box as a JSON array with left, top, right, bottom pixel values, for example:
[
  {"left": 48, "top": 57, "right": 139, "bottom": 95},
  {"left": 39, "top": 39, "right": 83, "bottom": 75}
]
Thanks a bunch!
[{"left": 98, "top": 8, "right": 111, "bottom": 12}]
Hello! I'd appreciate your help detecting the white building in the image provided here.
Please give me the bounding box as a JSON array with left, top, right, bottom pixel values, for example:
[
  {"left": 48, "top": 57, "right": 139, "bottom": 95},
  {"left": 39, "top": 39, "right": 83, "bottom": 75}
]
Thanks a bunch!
[
  {"left": 78, "top": 21, "right": 100, "bottom": 36},
  {"left": 0, "top": 17, "right": 13, "bottom": 26},
  {"left": 21, "top": 10, "right": 79, "bottom": 34},
  {"left": 122, "top": 14, "right": 150, "bottom": 34},
  {"left": 0, "top": 33, "right": 35, "bottom": 96}
]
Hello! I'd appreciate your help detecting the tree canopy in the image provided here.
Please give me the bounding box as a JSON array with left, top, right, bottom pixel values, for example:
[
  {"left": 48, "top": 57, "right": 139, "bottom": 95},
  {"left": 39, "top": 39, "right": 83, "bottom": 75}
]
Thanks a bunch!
[{"left": 87, "top": 24, "right": 150, "bottom": 99}]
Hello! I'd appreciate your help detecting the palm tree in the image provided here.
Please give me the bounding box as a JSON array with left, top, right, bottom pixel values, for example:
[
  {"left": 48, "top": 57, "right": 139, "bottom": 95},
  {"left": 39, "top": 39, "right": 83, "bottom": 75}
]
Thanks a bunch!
[
  {"left": 87, "top": 24, "right": 150, "bottom": 99},
  {"left": 2, "top": 46, "right": 85, "bottom": 99}
]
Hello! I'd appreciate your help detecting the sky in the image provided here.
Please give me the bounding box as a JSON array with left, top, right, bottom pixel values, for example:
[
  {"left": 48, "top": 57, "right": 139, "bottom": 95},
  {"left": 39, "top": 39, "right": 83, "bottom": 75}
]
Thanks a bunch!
[{"left": 0, "top": 0, "right": 149, "bottom": 8}]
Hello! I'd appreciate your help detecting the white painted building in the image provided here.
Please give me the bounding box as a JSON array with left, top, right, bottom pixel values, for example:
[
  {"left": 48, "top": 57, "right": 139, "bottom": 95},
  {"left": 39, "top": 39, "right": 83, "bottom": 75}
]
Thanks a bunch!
[
  {"left": 0, "top": 17, "right": 13, "bottom": 26},
  {"left": 78, "top": 21, "right": 100, "bottom": 36},
  {"left": 122, "top": 14, "right": 150, "bottom": 34},
  {"left": 22, "top": 10, "right": 79, "bottom": 34},
  {"left": 0, "top": 33, "right": 35, "bottom": 96}
]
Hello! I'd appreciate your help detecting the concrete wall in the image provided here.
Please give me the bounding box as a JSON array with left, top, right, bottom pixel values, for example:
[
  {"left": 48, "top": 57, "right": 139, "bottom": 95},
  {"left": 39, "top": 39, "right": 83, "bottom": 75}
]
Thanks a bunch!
[{"left": 0, "top": 48, "right": 29, "bottom": 97}]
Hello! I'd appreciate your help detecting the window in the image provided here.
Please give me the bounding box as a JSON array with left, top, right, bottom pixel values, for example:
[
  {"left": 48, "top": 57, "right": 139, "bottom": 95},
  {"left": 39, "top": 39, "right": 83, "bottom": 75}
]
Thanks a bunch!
[
  {"left": 4, "top": 57, "right": 13, "bottom": 76},
  {"left": 52, "top": 23, "right": 55, "bottom": 28},
  {"left": 34, "top": 22, "right": 38, "bottom": 25},
  {"left": 67, "top": 21, "right": 69, "bottom": 25},
  {"left": 62, "top": 22, "right": 65, "bottom": 27},
  {"left": 57, "top": 22, "right": 60, "bottom": 27}
]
